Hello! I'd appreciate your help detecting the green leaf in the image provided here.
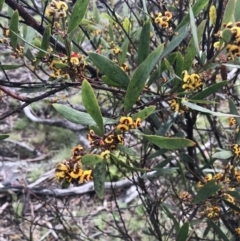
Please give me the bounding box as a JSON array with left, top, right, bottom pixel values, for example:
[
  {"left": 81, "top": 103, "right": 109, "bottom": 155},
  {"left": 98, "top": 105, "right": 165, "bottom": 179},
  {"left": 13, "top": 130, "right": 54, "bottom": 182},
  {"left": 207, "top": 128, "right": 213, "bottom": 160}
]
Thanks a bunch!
[
  {"left": 225, "top": 200, "right": 240, "bottom": 213},
  {"left": 176, "top": 222, "right": 189, "bottom": 241},
  {"left": 82, "top": 154, "right": 103, "bottom": 166},
  {"left": 179, "top": 153, "right": 195, "bottom": 164},
  {"left": 235, "top": 0, "right": 240, "bottom": 22},
  {"left": 176, "top": 0, "right": 208, "bottom": 31},
  {"left": 82, "top": 79, "right": 104, "bottom": 134},
  {"left": 35, "top": 26, "right": 50, "bottom": 65},
  {"left": 222, "top": 29, "right": 232, "bottom": 43},
  {"left": 93, "top": 162, "right": 106, "bottom": 199},
  {"left": 0, "top": 135, "right": 9, "bottom": 141},
  {"left": 138, "top": 20, "right": 150, "bottom": 65},
  {"left": 92, "top": 0, "right": 100, "bottom": 23},
  {"left": 191, "top": 81, "right": 228, "bottom": 100},
  {"left": 153, "top": 157, "right": 173, "bottom": 167},
  {"left": 0, "top": 64, "right": 24, "bottom": 70},
  {"left": 9, "top": 10, "right": 19, "bottom": 50},
  {"left": 124, "top": 44, "right": 164, "bottom": 112},
  {"left": 184, "top": 20, "right": 206, "bottom": 70},
  {"left": 182, "top": 100, "right": 240, "bottom": 117},
  {"left": 0, "top": 0, "right": 5, "bottom": 12},
  {"left": 102, "top": 75, "right": 122, "bottom": 88},
  {"left": 156, "top": 113, "right": 178, "bottom": 136},
  {"left": 177, "top": 161, "right": 187, "bottom": 190},
  {"left": 163, "top": 58, "right": 174, "bottom": 74},
  {"left": 111, "top": 154, "right": 150, "bottom": 173},
  {"left": 122, "top": 17, "right": 131, "bottom": 32},
  {"left": 119, "top": 38, "right": 129, "bottom": 65},
  {"left": 208, "top": 220, "right": 229, "bottom": 241},
  {"left": 194, "top": 180, "right": 221, "bottom": 204},
  {"left": 53, "top": 103, "right": 117, "bottom": 125},
  {"left": 162, "top": 204, "right": 180, "bottom": 233},
  {"left": 89, "top": 125, "right": 103, "bottom": 136},
  {"left": 132, "top": 105, "right": 156, "bottom": 120},
  {"left": 68, "top": 0, "right": 90, "bottom": 33},
  {"left": 144, "top": 135, "right": 195, "bottom": 149},
  {"left": 89, "top": 53, "right": 130, "bottom": 88},
  {"left": 117, "top": 144, "right": 138, "bottom": 157},
  {"left": 226, "top": 191, "right": 240, "bottom": 199},
  {"left": 222, "top": 0, "right": 236, "bottom": 27},
  {"left": 160, "top": 25, "right": 188, "bottom": 59},
  {"left": 229, "top": 98, "right": 240, "bottom": 126},
  {"left": 212, "top": 150, "right": 233, "bottom": 159},
  {"left": 189, "top": 5, "right": 200, "bottom": 59},
  {"left": 174, "top": 52, "right": 184, "bottom": 86}
]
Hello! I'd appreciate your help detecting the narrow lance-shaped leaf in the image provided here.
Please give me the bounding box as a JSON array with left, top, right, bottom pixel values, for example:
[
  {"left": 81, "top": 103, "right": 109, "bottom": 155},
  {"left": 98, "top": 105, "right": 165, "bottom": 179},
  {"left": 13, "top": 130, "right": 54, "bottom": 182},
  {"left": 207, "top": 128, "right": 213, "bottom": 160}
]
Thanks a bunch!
[
  {"left": 68, "top": 0, "right": 90, "bottom": 33},
  {"left": 194, "top": 180, "right": 221, "bottom": 204},
  {"left": 144, "top": 135, "right": 195, "bottom": 149},
  {"left": 176, "top": 0, "right": 208, "bottom": 31},
  {"left": 182, "top": 100, "right": 240, "bottom": 117},
  {"left": 212, "top": 150, "right": 233, "bottom": 159},
  {"left": 160, "top": 25, "right": 188, "bottom": 59},
  {"left": 208, "top": 220, "right": 229, "bottom": 241},
  {"left": 189, "top": 5, "right": 200, "bottom": 59},
  {"left": 138, "top": 20, "right": 150, "bottom": 65},
  {"left": 93, "top": 162, "right": 106, "bottom": 199},
  {"left": 9, "top": 10, "right": 19, "bottom": 50},
  {"left": 229, "top": 98, "right": 240, "bottom": 125},
  {"left": 174, "top": 52, "right": 184, "bottom": 86},
  {"left": 53, "top": 103, "right": 117, "bottom": 125},
  {"left": 184, "top": 20, "right": 206, "bottom": 70},
  {"left": 176, "top": 222, "right": 189, "bottom": 241},
  {"left": 124, "top": 44, "right": 164, "bottom": 112},
  {"left": 235, "top": 0, "right": 240, "bottom": 22},
  {"left": 162, "top": 204, "right": 180, "bottom": 232},
  {"left": 0, "top": 64, "right": 24, "bottom": 70},
  {"left": 82, "top": 79, "right": 104, "bottom": 134},
  {"left": 119, "top": 38, "right": 129, "bottom": 65},
  {"left": 89, "top": 53, "right": 130, "bottom": 89},
  {"left": 222, "top": 0, "right": 236, "bottom": 28},
  {"left": 0, "top": 0, "right": 5, "bottom": 12},
  {"left": 35, "top": 26, "right": 50, "bottom": 66},
  {"left": 132, "top": 105, "right": 156, "bottom": 120},
  {"left": 191, "top": 81, "right": 228, "bottom": 100}
]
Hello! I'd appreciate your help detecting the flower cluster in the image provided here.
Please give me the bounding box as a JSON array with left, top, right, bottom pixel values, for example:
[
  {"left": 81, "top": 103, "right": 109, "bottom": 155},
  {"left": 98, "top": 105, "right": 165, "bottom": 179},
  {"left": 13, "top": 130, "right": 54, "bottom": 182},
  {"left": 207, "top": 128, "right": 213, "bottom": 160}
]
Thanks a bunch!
[
  {"left": 169, "top": 98, "right": 188, "bottom": 114},
  {"left": 110, "top": 42, "right": 122, "bottom": 55},
  {"left": 154, "top": 11, "right": 172, "bottom": 29},
  {"left": 87, "top": 116, "right": 141, "bottom": 158},
  {"left": 182, "top": 70, "right": 203, "bottom": 91},
  {"left": 0, "top": 27, "right": 10, "bottom": 44},
  {"left": 0, "top": 28, "right": 24, "bottom": 58},
  {"left": 229, "top": 117, "right": 237, "bottom": 127},
  {"left": 200, "top": 205, "right": 221, "bottom": 221},
  {"left": 47, "top": 52, "right": 86, "bottom": 79},
  {"left": 236, "top": 227, "right": 240, "bottom": 236},
  {"left": 116, "top": 116, "right": 141, "bottom": 132},
  {"left": 232, "top": 144, "right": 240, "bottom": 157},
  {"left": 45, "top": 0, "right": 68, "bottom": 19},
  {"left": 214, "top": 21, "right": 240, "bottom": 60},
  {"left": 88, "top": 130, "right": 124, "bottom": 152},
  {"left": 55, "top": 145, "right": 93, "bottom": 185},
  {"left": 120, "top": 63, "right": 130, "bottom": 73},
  {"left": 192, "top": 165, "right": 240, "bottom": 221}
]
